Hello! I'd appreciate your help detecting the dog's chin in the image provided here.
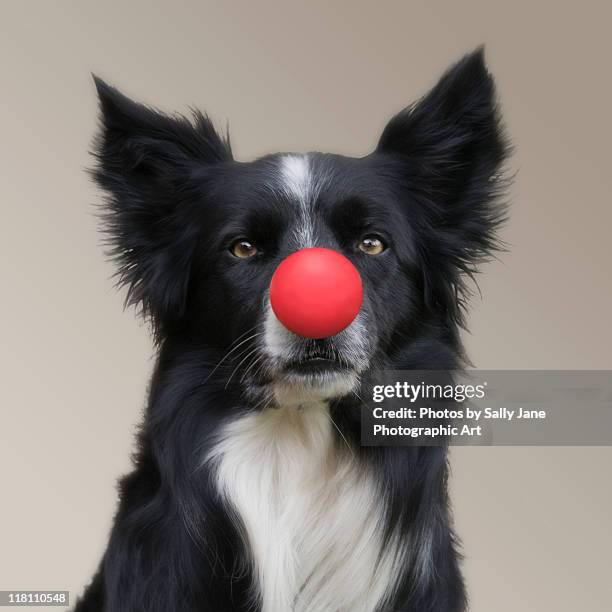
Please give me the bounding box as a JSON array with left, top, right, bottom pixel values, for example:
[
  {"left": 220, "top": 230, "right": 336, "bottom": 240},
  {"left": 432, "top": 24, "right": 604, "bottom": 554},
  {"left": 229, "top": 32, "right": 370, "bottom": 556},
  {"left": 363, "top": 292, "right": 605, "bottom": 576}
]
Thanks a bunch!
[{"left": 272, "top": 365, "right": 359, "bottom": 407}]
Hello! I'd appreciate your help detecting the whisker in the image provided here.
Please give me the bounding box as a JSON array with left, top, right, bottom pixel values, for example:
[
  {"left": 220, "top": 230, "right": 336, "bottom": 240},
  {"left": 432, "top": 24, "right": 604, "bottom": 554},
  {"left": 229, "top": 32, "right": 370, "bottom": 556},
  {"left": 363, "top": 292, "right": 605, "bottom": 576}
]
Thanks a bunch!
[
  {"left": 230, "top": 323, "right": 263, "bottom": 346},
  {"left": 250, "top": 388, "right": 273, "bottom": 412},
  {"left": 351, "top": 388, "right": 368, "bottom": 407},
  {"left": 240, "top": 353, "right": 266, "bottom": 383},
  {"left": 229, "top": 339, "right": 264, "bottom": 364},
  {"left": 225, "top": 347, "right": 260, "bottom": 389},
  {"left": 328, "top": 412, "right": 355, "bottom": 458},
  {"left": 203, "top": 331, "right": 264, "bottom": 384},
  {"left": 250, "top": 358, "right": 271, "bottom": 383}
]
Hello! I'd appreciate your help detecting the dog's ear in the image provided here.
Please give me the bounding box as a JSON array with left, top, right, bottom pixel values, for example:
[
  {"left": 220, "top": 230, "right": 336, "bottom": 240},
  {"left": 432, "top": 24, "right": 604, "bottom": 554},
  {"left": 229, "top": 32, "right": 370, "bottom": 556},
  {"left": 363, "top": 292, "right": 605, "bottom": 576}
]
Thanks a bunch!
[
  {"left": 92, "top": 77, "right": 232, "bottom": 334},
  {"left": 377, "top": 48, "right": 510, "bottom": 323}
]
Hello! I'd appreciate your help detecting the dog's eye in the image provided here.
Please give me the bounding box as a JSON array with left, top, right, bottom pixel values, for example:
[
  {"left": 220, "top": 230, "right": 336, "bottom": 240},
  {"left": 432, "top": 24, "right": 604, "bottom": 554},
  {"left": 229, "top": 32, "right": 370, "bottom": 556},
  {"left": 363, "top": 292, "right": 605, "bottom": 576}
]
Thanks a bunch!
[
  {"left": 230, "top": 240, "right": 258, "bottom": 259},
  {"left": 358, "top": 235, "right": 386, "bottom": 255}
]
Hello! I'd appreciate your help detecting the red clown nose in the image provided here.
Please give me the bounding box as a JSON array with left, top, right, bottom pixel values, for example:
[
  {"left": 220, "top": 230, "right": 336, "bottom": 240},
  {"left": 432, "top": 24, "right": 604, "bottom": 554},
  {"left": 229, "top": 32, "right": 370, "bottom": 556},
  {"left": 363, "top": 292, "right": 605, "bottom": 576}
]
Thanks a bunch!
[{"left": 270, "top": 248, "right": 363, "bottom": 339}]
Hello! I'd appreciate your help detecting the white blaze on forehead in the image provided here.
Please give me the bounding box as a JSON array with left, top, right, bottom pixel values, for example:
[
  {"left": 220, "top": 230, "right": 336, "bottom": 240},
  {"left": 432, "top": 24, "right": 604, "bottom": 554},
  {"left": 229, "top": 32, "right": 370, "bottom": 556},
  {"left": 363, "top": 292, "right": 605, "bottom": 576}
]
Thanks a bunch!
[
  {"left": 281, "top": 154, "right": 310, "bottom": 199},
  {"left": 280, "top": 154, "right": 315, "bottom": 248}
]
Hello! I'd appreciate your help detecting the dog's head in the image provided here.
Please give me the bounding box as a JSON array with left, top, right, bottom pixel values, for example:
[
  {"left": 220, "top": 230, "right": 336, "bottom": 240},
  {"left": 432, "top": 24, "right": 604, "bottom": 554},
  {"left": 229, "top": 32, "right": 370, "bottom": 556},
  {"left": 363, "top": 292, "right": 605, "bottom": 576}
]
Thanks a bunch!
[{"left": 93, "top": 49, "right": 508, "bottom": 407}]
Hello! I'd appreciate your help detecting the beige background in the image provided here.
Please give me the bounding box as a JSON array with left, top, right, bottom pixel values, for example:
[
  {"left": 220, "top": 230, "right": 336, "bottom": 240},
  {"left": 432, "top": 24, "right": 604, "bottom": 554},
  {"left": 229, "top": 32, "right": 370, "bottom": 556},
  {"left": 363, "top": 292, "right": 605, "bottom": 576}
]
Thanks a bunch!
[{"left": 1, "top": 1, "right": 611, "bottom": 610}]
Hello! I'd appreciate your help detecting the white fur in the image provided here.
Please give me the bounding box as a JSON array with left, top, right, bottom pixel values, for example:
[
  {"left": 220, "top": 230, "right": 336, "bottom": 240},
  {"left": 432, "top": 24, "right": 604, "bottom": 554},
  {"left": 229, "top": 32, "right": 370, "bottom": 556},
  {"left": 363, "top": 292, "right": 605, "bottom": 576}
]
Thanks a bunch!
[
  {"left": 207, "top": 402, "right": 403, "bottom": 612},
  {"left": 263, "top": 299, "right": 371, "bottom": 379},
  {"left": 280, "top": 155, "right": 315, "bottom": 248}
]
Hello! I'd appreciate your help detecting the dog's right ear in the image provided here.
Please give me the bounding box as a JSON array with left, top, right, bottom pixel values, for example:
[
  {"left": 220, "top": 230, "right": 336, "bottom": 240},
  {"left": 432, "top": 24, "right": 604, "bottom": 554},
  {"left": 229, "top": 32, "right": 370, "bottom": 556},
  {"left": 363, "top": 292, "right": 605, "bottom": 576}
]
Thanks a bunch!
[{"left": 92, "top": 77, "right": 232, "bottom": 334}]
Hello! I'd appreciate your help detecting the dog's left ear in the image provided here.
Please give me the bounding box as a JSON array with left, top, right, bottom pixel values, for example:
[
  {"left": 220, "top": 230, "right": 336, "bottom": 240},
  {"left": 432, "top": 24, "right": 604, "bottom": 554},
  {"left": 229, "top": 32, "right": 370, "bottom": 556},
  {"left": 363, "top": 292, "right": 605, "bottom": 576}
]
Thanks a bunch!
[
  {"left": 377, "top": 48, "right": 510, "bottom": 322},
  {"left": 92, "top": 77, "right": 232, "bottom": 334}
]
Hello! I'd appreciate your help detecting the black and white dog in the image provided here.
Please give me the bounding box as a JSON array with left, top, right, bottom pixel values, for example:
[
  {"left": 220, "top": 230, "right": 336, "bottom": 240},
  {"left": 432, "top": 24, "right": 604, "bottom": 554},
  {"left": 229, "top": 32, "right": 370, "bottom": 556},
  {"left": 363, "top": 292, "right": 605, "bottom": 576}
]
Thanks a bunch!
[{"left": 77, "top": 49, "right": 508, "bottom": 612}]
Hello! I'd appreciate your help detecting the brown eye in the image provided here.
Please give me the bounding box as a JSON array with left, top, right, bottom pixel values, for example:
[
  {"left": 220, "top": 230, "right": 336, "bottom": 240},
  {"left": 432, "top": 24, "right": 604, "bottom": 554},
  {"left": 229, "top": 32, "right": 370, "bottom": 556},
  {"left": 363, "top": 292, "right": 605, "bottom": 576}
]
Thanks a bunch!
[
  {"left": 358, "top": 235, "right": 386, "bottom": 255},
  {"left": 231, "top": 240, "right": 258, "bottom": 259}
]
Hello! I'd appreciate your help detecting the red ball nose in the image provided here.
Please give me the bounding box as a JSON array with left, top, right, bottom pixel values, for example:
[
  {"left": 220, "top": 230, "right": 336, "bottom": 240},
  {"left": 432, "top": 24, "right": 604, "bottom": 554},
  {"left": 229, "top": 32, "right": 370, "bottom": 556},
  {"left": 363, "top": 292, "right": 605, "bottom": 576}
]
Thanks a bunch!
[{"left": 270, "top": 248, "right": 363, "bottom": 339}]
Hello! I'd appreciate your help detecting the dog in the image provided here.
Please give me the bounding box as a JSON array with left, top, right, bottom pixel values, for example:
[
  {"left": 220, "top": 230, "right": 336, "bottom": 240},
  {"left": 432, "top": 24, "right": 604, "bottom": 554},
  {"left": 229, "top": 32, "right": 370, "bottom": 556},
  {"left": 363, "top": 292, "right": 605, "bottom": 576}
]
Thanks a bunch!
[{"left": 76, "top": 48, "right": 508, "bottom": 612}]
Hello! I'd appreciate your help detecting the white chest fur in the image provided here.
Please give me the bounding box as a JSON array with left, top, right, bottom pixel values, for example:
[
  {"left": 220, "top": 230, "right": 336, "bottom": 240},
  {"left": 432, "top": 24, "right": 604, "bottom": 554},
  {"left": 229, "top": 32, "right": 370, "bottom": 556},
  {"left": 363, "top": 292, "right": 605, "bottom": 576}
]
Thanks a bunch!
[{"left": 207, "top": 402, "right": 401, "bottom": 612}]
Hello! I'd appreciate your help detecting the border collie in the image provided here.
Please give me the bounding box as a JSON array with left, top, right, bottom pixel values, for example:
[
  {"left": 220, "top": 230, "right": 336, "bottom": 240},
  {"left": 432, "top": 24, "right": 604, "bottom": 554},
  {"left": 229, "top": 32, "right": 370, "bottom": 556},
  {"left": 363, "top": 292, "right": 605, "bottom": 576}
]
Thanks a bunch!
[{"left": 76, "top": 48, "right": 509, "bottom": 612}]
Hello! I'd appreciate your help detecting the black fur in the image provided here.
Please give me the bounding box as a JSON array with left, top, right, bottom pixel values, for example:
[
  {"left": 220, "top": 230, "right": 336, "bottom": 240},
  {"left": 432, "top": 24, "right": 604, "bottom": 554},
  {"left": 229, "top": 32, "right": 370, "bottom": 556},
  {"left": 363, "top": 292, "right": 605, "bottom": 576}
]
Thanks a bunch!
[{"left": 77, "top": 48, "right": 509, "bottom": 611}]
